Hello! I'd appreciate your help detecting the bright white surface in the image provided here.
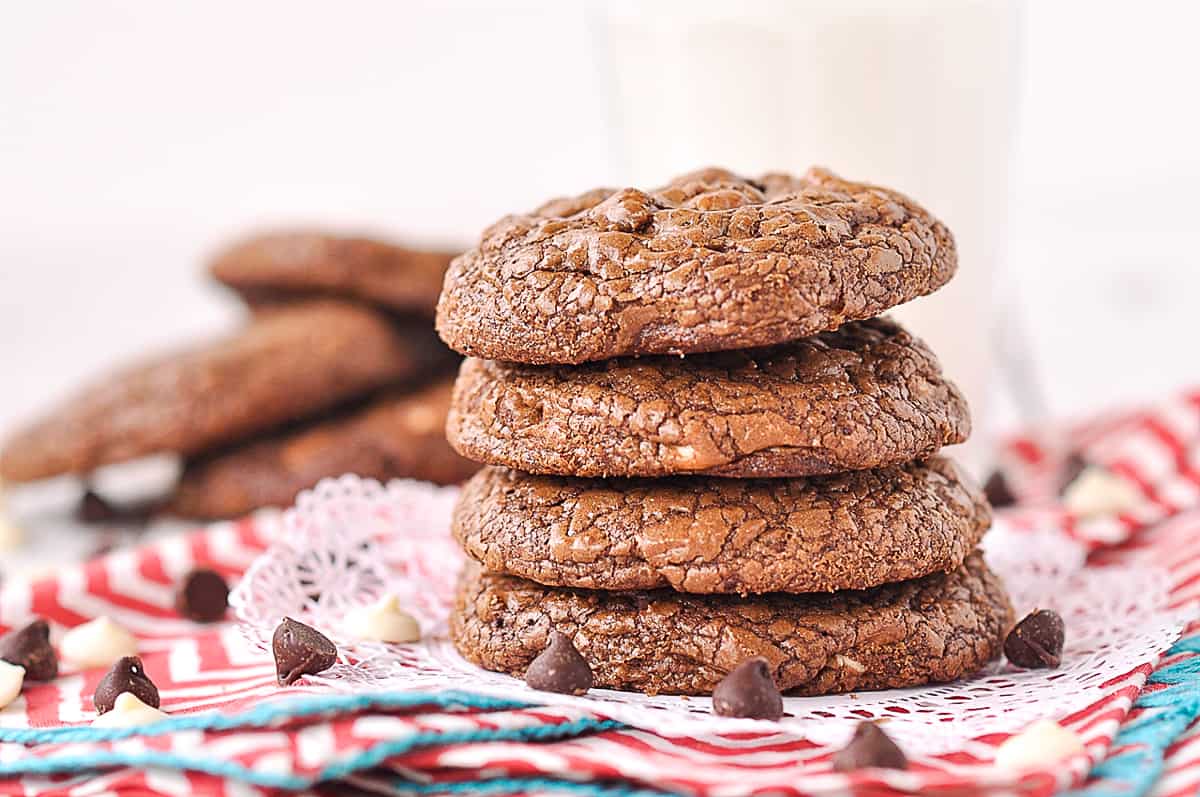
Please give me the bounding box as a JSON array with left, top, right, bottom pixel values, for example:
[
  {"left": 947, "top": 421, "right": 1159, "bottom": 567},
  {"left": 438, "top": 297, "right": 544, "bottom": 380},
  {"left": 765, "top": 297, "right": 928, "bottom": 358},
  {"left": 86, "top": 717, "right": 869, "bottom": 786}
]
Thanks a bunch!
[{"left": 0, "top": 0, "right": 1197, "bottom": 436}]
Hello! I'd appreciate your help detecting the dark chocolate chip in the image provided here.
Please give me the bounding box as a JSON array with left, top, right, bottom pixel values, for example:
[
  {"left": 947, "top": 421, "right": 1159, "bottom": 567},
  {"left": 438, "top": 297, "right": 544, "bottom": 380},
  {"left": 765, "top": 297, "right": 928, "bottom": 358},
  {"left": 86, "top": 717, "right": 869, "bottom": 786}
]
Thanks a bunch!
[
  {"left": 983, "top": 470, "right": 1017, "bottom": 509},
  {"left": 1059, "top": 453, "right": 1089, "bottom": 495},
  {"left": 76, "top": 488, "right": 157, "bottom": 527},
  {"left": 1004, "top": 609, "right": 1065, "bottom": 669},
  {"left": 94, "top": 655, "right": 159, "bottom": 714},
  {"left": 175, "top": 568, "right": 230, "bottom": 623},
  {"left": 0, "top": 619, "right": 58, "bottom": 681},
  {"left": 524, "top": 631, "right": 593, "bottom": 695},
  {"left": 273, "top": 617, "right": 337, "bottom": 686},
  {"left": 832, "top": 721, "right": 908, "bottom": 771},
  {"left": 712, "top": 657, "right": 783, "bottom": 720},
  {"left": 76, "top": 489, "right": 120, "bottom": 524}
]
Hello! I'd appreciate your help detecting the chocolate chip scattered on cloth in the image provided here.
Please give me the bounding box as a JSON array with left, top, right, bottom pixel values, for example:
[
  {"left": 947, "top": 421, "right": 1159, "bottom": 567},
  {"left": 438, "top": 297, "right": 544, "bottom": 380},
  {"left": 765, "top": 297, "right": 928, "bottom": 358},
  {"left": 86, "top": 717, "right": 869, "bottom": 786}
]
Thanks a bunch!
[
  {"left": 448, "top": 317, "right": 970, "bottom": 478},
  {"left": 175, "top": 568, "right": 230, "bottom": 623},
  {"left": 0, "top": 619, "right": 58, "bottom": 681},
  {"left": 453, "top": 458, "right": 990, "bottom": 594},
  {"left": 832, "top": 722, "right": 908, "bottom": 771},
  {"left": 93, "top": 656, "right": 159, "bottom": 714},
  {"left": 451, "top": 555, "right": 1012, "bottom": 696},
  {"left": 436, "top": 167, "right": 956, "bottom": 364}
]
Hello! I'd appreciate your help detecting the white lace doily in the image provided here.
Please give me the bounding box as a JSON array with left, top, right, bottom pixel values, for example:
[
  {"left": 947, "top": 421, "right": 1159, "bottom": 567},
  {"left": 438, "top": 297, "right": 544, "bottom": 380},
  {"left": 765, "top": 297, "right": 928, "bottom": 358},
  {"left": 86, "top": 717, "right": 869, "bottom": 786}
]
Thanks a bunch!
[{"left": 230, "top": 475, "right": 1189, "bottom": 752}]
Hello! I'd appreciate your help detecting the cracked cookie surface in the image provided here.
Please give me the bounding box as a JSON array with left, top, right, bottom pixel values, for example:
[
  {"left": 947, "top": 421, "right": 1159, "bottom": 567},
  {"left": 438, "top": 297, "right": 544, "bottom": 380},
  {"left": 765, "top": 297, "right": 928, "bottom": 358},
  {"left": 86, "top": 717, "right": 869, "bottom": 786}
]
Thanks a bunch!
[
  {"left": 0, "top": 301, "right": 450, "bottom": 482},
  {"left": 451, "top": 553, "right": 1012, "bottom": 696},
  {"left": 211, "top": 230, "right": 456, "bottom": 316},
  {"left": 436, "top": 167, "right": 955, "bottom": 364},
  {"left": 454, "top": 458, "right": 990, "bottom": 594},
  {"left": 449, "top": 317, "right": 968, "bottom": 478},
  {"left": 169, "top": 378, "right": 478, "bottom": 519}
]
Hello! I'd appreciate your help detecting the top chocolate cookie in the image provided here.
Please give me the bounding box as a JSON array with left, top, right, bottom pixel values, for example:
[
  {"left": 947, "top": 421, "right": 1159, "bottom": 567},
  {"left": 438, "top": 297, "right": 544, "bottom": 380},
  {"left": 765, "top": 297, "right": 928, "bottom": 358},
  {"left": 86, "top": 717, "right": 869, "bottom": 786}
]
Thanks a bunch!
[
  {"left": 211, "top": 230, "right": 456, "bottom": 317},
  {"left": 437, "top": 167, "right": 955, "bottom": 363}
]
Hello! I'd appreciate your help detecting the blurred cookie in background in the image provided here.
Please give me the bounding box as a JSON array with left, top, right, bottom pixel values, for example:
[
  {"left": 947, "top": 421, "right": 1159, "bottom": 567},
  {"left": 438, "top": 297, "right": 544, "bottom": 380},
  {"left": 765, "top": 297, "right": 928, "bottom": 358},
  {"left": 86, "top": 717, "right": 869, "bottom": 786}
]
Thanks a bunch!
[
  {"left": 167, "top": 378, "right": 477, "bottom": 519},
  {"left": 0, "top": 300, "right": 452, "bottom": 483},
  {"left": 210, "top": 230, "right": 457, "bottom": 317}
]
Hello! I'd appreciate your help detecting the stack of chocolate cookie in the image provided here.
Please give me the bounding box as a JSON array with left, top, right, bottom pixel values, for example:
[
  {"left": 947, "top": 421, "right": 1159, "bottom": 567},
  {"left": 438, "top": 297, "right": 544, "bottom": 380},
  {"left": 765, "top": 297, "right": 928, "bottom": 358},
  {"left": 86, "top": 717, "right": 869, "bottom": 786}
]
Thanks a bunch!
[
  {"left": 0, "top": 231, "right": 478, "bottom": 519},
  {"left": 437, "top": 168, "right": 1014, "bottom": 697}
]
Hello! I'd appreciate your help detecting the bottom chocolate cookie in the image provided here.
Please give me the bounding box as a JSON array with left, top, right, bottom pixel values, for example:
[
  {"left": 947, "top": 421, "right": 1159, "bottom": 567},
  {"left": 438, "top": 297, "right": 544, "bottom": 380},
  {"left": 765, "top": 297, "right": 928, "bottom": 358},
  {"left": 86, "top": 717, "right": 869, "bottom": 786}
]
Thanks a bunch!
[
  {"left": 451, "top": 553, "right": 1012, "bottom": 696},
  {"left": 168, "top": 379, "right": 478, "bottom": 519}
]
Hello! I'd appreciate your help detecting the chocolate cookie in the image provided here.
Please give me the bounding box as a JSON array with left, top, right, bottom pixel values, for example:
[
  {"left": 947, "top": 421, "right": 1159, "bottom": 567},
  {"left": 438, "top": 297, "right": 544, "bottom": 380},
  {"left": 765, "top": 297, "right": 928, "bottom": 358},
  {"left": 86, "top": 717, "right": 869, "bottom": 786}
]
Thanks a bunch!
[
  {"left": 451, "top": 553, "right": 1012, "bottom": 696},
  {"left": 437, "top": 167, "right": 955, "bottom": 364},
  {"left": 168, "top": 379, "right": 478, "bottom": 518},
  {"left": 211, "top": 231, "right": 456, "bottom": 316},
  {"left": 0, "top": 301, "right": 450, "bottom": 482},
  {"left": 454, "top": 458, "right": 989, "bottom": 594},
  {"left": 448, "top": 318, "right": 968, "bottom": 478}
]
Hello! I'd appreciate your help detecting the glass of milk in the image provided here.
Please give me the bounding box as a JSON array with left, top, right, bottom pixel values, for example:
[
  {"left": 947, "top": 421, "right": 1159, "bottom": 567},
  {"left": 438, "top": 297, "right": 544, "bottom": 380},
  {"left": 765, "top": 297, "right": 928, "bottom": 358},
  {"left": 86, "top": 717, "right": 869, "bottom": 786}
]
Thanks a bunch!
[{"left": 596, "top": 0, "right": 1021, "bottom": 471}]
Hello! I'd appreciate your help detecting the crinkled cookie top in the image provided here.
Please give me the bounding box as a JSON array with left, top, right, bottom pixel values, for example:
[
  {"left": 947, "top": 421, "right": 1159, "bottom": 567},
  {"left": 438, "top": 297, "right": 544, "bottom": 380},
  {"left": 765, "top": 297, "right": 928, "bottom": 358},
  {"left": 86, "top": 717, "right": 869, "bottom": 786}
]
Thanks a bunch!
[{"left": 437, "top": 167, "right": 955, "bottom": 364}]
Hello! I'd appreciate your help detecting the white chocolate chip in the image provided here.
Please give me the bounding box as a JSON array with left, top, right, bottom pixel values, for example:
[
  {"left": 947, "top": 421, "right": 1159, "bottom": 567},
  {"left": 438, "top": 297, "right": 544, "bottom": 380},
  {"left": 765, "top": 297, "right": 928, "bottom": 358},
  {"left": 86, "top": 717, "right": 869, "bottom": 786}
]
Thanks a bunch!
[
  {"left": 60, "top": 616, "right": 138, "bottom": 670},
  {"left": 834, "top": 655, "right": 866, "bottom": 674},
  {"left": 994, "top": 719, "right": 1085, "bottom": 770},
  {"left": 0, "top": 660, "right": 25, "bottom": 710},
  {"left": 91, "top": 692, "right": 168, "bottom": 727},
  {"left": 1062, "top": 467, "right": 1141, "bottom": 518},
  {"left": 344, "top": 594, "right": 421, "bottom": 643}
]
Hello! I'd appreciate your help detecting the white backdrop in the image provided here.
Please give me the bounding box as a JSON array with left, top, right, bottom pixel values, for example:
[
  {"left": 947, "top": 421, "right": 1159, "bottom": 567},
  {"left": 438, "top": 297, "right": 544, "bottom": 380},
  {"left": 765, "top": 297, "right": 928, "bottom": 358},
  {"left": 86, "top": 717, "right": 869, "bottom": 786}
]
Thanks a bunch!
[{"left": 1, "top": 0, "right": 1197, "bottom": 438}]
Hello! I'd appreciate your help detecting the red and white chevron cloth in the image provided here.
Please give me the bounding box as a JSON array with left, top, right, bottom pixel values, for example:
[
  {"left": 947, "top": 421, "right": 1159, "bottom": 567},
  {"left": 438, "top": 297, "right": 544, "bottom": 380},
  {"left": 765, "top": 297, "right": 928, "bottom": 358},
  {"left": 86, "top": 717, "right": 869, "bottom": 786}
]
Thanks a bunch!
[{"left": 4, "top": 388, "right": 1200, "bottom": 797}]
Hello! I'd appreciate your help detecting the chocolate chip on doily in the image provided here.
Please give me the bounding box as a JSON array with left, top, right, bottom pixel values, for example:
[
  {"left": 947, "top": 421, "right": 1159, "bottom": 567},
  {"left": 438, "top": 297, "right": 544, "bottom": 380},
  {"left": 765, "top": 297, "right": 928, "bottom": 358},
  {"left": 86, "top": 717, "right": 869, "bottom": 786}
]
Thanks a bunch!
[
  {"left": 524, "top": 631, "right": 593, "bottom": 695},
  {"left": 273, "top": 617, "right": 337, "bottom": 686},
  {"left": 712, "top": 657, "right": 783, "bottom": 720},
  {"left": 1005, "top": 609, "right": 1065, "bottom": 669}
]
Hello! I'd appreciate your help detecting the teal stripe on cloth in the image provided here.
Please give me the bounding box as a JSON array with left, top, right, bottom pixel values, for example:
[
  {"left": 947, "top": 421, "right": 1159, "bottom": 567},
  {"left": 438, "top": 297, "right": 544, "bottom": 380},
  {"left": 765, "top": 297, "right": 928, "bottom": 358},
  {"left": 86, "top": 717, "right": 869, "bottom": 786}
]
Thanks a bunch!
[
  {"left": 0, "top": 690, "right": 535, "bottom": 744},
  {"left": 1068, "top": 633, "right": 1200, "bottom": 797},
  {"left": 6, "top": 638, "right": 1200, "bottom": 795},
  {"left": 0, "top": 712, "right": 625, "bottom": 788}
]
